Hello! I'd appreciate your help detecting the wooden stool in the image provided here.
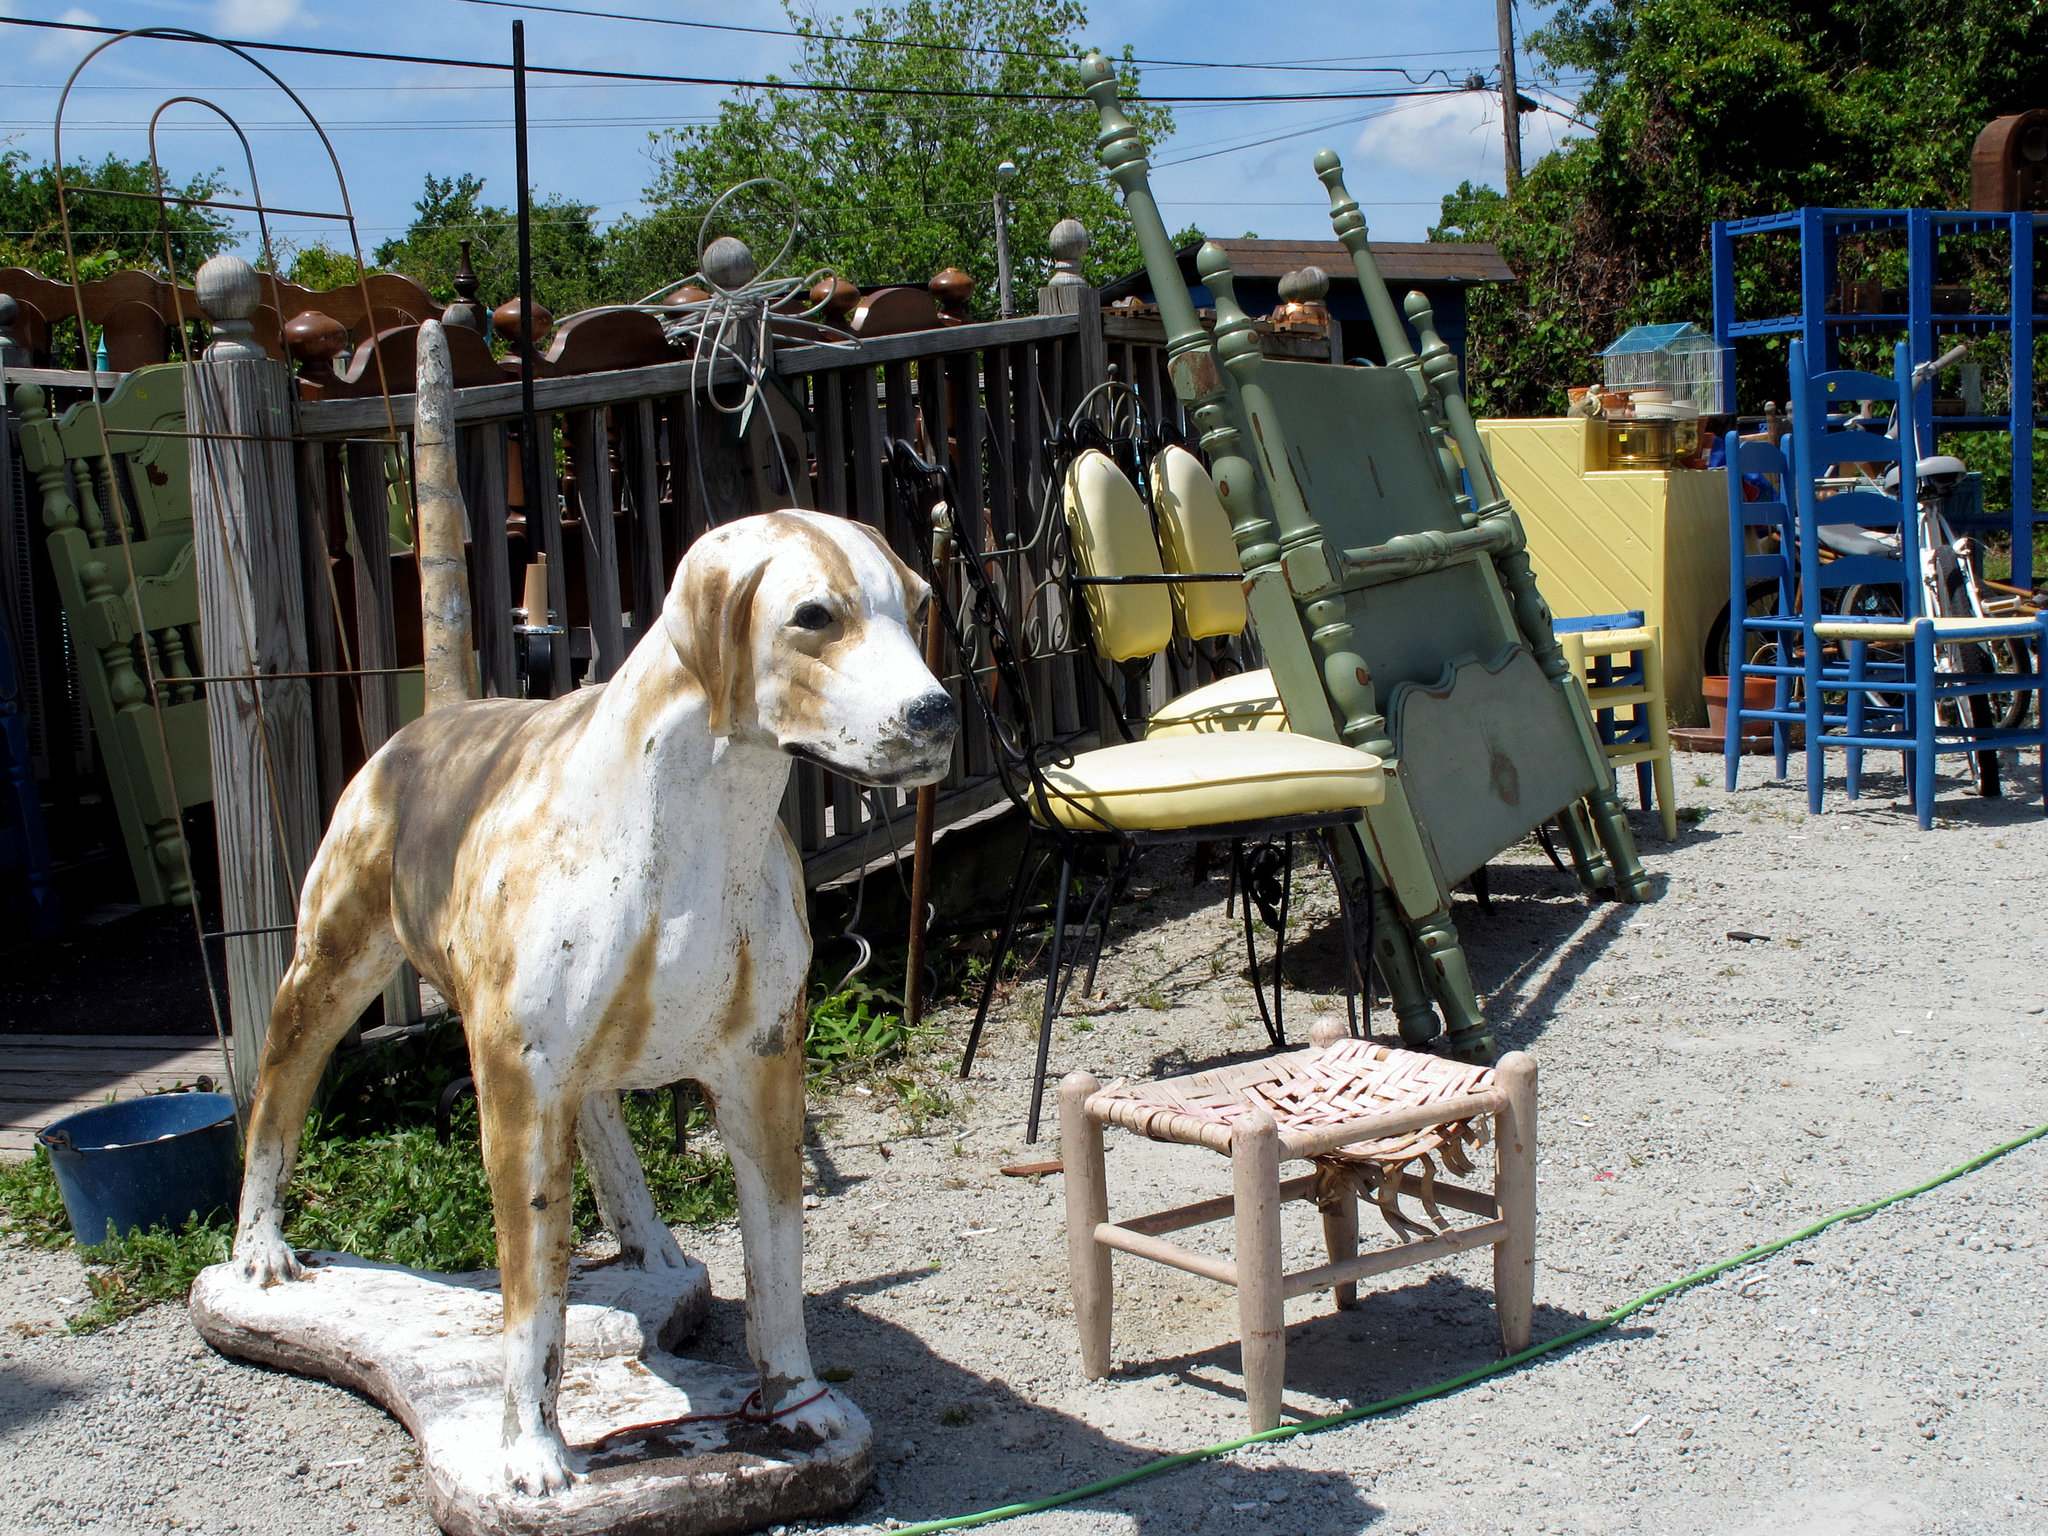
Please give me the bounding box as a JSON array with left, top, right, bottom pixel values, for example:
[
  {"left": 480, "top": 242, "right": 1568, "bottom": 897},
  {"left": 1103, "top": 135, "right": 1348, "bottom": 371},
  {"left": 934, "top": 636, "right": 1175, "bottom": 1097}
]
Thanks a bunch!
[
  {"left": 1559, "top": 618, "right": 1679, "bottom": 840},
  {"left": 1059, "top": 1024, "right": 1536, "bottom": 1431}
]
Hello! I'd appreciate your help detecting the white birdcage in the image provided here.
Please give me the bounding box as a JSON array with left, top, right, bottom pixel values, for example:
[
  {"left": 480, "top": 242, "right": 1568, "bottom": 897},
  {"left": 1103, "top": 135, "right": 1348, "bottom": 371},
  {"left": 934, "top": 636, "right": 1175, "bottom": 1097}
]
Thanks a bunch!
[{"left": 1599, "top": 323, "right": 1722, "bottom": 408}]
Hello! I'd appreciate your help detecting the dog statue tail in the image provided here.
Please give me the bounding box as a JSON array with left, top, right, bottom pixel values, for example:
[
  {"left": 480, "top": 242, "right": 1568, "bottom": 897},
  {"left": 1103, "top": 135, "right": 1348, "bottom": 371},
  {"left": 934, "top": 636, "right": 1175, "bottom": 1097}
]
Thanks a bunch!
[{"left": 415, "top": 319, "right": 481, "bottom": 712}]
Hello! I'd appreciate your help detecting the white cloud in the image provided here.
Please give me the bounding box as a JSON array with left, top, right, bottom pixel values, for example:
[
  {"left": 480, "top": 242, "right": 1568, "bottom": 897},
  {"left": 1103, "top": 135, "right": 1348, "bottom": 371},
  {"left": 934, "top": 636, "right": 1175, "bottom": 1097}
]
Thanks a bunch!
[
  {"left": 1352, "top": 89, "right": 1583, "bottom": 193},
  {"left": 215, "top": 0, "right": 305, "bottom": 35},
  {"left": 30, "top": 7, "right": 98, "bottom": 64}
]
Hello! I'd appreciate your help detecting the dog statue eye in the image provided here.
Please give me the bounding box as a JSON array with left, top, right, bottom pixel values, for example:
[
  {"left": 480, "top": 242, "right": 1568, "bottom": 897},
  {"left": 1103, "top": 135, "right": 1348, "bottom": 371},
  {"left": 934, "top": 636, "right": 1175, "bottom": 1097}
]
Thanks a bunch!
[{"left": 792, "top": 602, "right": 835, "bottom": 631}]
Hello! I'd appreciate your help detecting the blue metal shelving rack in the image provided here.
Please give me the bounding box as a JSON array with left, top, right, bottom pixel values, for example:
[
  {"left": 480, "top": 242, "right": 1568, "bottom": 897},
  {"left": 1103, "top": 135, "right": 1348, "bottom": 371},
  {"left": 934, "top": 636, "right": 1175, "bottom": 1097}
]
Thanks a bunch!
[{"left": 1710, "top": 207, "right": 2040, "bottom": 585}]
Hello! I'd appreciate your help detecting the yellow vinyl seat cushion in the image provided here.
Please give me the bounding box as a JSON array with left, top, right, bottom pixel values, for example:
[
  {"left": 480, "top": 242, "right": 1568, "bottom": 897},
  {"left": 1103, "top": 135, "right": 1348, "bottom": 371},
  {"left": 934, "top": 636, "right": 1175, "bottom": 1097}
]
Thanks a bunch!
[
  {"left": 1149, "top": 445, "right": 1248, "bottom": 641},
  {"left": 1063, "top": 448, "right": 1173, "bottom": 662},
  {"left": 1144, "top": 667, "right": 1289, "bottom": 737},
  {"left": 1036, "top": 732, "right": 1383, "bottom": 833}
]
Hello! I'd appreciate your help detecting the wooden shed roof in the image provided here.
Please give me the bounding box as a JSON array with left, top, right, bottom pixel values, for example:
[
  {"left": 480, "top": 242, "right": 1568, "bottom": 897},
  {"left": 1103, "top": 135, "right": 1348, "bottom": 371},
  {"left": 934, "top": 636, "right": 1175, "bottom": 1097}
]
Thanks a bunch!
[{"left": 1102, "top": 237, "right": 1515, "bottom": 299}]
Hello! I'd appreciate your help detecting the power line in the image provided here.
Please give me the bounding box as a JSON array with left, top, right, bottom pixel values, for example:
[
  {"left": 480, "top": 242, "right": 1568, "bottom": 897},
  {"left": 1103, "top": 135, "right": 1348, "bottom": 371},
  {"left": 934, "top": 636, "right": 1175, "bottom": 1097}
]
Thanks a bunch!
[
  {"left": 0, "top": 17, "right": 1470, "bottom": 106},
  {"left": 451, "top": 0, "right": 1465, "bottom": 82}
]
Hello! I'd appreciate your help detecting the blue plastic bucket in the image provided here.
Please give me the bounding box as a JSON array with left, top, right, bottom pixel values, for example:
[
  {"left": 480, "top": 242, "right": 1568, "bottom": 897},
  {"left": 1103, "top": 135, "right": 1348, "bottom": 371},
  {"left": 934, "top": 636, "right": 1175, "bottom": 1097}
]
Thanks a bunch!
[{"left": 37, "top": 1091, "right": 241, "bottom": 1247}]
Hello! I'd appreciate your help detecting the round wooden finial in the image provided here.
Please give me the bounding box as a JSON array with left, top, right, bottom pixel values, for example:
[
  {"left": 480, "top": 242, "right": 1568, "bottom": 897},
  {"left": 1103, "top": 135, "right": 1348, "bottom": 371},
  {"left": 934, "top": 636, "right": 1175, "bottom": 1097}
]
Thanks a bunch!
[
  {"left": 809, "top": 275, "right": 858, "bottom": 324},
  {"left": 702, "top": 234, "right": 757, "bottom": 292},
  {"left": 283, "top": 310, "right": 349, "bottom": 382},
  {"left": 490, "top": 296, "right": 553, "bottom": 352},
  {"left": 929, "top": 266, "right": 974, "bottom": 321},
  {"left": 1279, "top": 266, "right": 1329, "bottom": 305},
  {"left": 1307, "top": 1015, "right": 1347, "bottom": 1051},
  {"left": 1049, "top": 218, "right": 1089, "bottom": 285},
  {"left": 196, "top": 254, "right": 265, "bottom": 360}
]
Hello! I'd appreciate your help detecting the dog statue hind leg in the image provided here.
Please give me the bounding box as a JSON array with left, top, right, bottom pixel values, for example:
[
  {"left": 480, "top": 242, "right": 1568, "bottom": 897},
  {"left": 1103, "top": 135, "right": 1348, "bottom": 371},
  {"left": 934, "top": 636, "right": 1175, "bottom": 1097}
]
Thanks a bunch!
[{"left": 576, "top": 1089, "right": 692, "bottom": 1273}]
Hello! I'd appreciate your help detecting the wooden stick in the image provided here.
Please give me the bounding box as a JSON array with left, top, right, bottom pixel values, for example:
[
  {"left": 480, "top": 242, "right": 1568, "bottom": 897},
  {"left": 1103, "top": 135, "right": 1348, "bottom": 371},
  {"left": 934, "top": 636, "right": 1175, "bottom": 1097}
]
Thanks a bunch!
[
  {"left": 414, "top": 321, "right": 480, "bottom": 712},
  {"left": 1320, "top": 1181, "right": 1361, "bottom": 1310},
  {"left": 1117, "top": 1173, "right": 1319, "bottom": 1237},
  {"left": 1060, "top": 1074, "right": 1113, "bottom": 1379},
  {"left": 1094, "top": 1221, "right": 1240, "bottom": 1287},
  {"left": 1233, "top": 1107, "right": 1285, "bottom": 1432},
  {"left": 903, "top": 556, "right": 948, "bottom": 1029},
  {"left": 1281, "top": 1217, "right": 1511, "bottom": 1300},
  {"left": 1493, "top": 1050, "right": 1538, "bottom": 1354},
  {"left": 1279, "top": 1089, "right": 1503, "bottom": 1160}
]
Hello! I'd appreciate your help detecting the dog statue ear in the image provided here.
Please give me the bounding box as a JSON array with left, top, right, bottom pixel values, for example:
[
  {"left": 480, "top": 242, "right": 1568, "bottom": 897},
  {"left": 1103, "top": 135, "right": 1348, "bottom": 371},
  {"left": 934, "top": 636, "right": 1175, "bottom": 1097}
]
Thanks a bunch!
[{"left": 667, "top": 539, "right": 770, "bottom": 737}]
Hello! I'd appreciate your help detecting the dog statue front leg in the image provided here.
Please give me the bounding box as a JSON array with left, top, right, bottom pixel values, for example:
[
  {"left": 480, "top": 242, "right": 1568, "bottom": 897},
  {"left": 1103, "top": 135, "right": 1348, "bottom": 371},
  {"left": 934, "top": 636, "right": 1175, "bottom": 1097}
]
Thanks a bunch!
[
  {"left": 703, "top": 1024, "right": 852, "bottom": 1443},
  {"left": 478, "top": 1074, "right": 581, "bottom": 1496}
]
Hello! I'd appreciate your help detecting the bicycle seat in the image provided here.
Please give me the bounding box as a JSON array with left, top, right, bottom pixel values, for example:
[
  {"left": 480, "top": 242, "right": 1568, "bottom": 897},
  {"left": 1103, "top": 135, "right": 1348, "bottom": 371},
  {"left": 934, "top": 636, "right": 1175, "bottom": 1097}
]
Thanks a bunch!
[{"left": 1817, "top": 523, "right": 1897, "bottom": 558}]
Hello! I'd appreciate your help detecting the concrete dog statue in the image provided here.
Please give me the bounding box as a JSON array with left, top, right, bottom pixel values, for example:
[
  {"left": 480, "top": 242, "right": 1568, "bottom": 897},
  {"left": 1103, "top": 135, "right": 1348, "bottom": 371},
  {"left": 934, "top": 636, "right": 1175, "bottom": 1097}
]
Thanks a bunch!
[{"left": 230, "top": 509, "right": 958, "bottom": 1494}]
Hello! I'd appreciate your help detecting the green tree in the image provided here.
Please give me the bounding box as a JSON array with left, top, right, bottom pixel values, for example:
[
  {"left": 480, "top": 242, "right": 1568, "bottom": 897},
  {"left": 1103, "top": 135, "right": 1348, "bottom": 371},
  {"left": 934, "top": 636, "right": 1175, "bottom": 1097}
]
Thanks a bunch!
[
  {"left": 0, "top": 150, "right": 233, "bottom": 283},
  {"left": 1433, "top": 0, "right": 2048, "bottom": 415},
  {"left": 373, "top": 173, "right": 612, "bottom": 317},
  {"left": 612, "top": 0, "right": 1172, "bottom": 315}
]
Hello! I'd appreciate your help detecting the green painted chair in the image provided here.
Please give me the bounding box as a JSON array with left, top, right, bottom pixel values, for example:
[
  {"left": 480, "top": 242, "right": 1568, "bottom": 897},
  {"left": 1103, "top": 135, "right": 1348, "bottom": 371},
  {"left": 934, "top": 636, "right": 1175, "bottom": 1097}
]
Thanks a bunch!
[
  {"left": 14, "top": 367, "right": 207, "bottom": 906},
  {"left": 1080, "top": 55, "right": 1651, "bottom": 1060}
]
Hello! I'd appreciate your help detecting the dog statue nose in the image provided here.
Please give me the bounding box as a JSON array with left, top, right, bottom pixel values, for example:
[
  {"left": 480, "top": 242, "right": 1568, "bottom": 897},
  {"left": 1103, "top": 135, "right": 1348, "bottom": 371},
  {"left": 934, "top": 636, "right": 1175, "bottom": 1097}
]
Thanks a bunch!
[{"left": 904, "top": 690, "right": 957, "bottom": 740}]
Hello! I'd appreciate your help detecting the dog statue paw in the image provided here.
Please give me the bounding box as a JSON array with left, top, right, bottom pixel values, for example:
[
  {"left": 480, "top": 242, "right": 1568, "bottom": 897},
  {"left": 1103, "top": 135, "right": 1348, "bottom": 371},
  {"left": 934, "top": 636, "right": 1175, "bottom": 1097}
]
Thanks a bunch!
[
  {"left": 503, "top": 1428, "right": 578, "bottom": 1496},
  {"left": 771, "top": 1382, "right": 858, "bottom": 1444},
  {"left": 232, "top": 1228, "right": 305, "bottom": 1287}
]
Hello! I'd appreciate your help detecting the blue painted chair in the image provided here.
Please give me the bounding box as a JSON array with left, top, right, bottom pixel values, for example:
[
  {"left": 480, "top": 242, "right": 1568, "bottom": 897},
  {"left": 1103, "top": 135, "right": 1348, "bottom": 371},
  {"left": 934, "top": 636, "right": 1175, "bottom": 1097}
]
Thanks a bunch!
[
  {"left": 1722, "top": 431, "right": 1804, "bottom": 784},
  {"left": 0, "top": 613, "right": 59, "bottom": 935},
  {"left": 1783, "top": 340, "right": 2048, "bottom": 827}
]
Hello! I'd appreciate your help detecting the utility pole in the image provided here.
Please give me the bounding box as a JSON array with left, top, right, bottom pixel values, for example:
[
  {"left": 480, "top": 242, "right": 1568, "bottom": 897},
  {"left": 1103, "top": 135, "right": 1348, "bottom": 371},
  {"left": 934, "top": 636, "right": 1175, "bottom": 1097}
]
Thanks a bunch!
[
  {"left": 1496, "top": 0, "right": 1523, "bottom": 193},
  {"left": 994, "top": 159, "right": 1019, "bottom": 317}
]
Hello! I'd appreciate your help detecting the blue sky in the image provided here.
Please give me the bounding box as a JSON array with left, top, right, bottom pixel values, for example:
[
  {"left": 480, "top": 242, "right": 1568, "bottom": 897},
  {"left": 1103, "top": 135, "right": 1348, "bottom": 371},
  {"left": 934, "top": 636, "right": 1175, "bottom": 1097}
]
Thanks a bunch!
[{"left": 0, "top": 0, "right": 1587, "bottom": 273}]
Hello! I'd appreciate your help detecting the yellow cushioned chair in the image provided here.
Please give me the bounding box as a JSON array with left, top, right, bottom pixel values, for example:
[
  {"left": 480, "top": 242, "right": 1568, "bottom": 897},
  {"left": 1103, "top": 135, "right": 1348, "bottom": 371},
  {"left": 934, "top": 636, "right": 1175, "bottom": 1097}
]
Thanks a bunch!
[{"left": 894, "top": 439, "right": 1385, "bottom": 1143}]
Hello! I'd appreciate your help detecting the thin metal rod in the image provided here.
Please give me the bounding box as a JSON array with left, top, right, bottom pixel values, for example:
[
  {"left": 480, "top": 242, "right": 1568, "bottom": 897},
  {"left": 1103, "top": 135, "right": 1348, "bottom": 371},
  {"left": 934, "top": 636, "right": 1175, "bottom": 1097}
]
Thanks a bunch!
[
  {"left": 512, "top": 16, "right": 546, "bottom": 671},
  {"left": 60, "top": 185, "right": 352, "bottom": 221},
  {"left": 155, "top": 665, "right": 423, "bottom": 687}
]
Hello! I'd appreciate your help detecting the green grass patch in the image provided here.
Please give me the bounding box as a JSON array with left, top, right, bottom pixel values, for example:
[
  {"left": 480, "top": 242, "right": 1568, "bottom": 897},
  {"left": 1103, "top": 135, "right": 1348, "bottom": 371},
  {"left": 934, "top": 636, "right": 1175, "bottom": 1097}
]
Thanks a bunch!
[{"left": 0, "top": 1041, "right": 735, "bottom": 1333}]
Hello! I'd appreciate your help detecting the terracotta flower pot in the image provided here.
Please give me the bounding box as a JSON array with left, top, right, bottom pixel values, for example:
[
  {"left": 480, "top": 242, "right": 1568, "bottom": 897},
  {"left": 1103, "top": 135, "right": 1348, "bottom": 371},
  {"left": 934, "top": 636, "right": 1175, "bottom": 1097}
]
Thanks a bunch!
[{"left": 1702, "top": 674, "right": 1780, "bottom": 744}]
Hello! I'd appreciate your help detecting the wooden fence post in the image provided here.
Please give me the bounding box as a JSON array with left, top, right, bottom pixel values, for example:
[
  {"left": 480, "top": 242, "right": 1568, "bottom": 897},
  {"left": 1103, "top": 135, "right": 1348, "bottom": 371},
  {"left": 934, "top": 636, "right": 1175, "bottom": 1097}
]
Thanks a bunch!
[
  {"left": 186, "top": 255, "right": 323, "bottom": 1109},
  {"left": 1039, "top": 218, "right": 1104, "bottom": 419}
]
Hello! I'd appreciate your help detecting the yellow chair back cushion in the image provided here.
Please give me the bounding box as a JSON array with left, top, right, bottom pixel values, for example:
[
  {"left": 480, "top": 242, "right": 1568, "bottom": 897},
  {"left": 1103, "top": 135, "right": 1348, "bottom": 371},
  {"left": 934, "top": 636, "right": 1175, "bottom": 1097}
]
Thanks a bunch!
[
  {"left": 1062, "top": 448, "right": 1173, "bottom": 662},
  {"left": 1149, "top": 445, "right": 1247, "bottom": 640}
]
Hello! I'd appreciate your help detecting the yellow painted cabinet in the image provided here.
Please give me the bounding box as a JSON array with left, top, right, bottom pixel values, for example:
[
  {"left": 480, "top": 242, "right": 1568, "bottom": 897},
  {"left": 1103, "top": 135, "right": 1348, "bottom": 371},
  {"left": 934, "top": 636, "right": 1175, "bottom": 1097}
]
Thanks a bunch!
[{"left": 1478, "top": 416, "right": 1727, "bottom": 725}]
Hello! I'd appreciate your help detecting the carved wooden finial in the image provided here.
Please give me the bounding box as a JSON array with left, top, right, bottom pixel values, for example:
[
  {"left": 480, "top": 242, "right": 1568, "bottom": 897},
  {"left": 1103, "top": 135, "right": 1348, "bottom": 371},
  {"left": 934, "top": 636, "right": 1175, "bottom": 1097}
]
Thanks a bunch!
[
  {"left": 1404, "top": 290, "right": 1460, "bottom": 391},
  {"left": 195, "top": 255, "right": 266, "bottom": 361},
  {"left": 702, "top": 235, "right": 757, "bottom": 293},
  {"left": 1279, "top": 266, "right": 1329, "bottom": 306},
  {"left": 490, "top": 296, "right": 553, "bottom": 355},
  {"left": 809, "top": 276, "right": 859, "bottom": 327},
  {"left": 929, "top": 266, "right": 974, "bottom": 323},
  {"left": 1078, "top": 52, "right": 1149, "bottom": 194},
  {"left": 1197, "top": 242, "right": 1259, "bottom": 373},
  {"left": 283, "top": 310, "right": 349, "bottom": 392},
  {"left": 1049, "top": 218, "right": 1089, "bottom": 285},
  {"left": 1315, "top": 148, "right": 1370, "bottom": 248},
  {"left": 442, "top": 238, "right": 488, "bottom": 334}
]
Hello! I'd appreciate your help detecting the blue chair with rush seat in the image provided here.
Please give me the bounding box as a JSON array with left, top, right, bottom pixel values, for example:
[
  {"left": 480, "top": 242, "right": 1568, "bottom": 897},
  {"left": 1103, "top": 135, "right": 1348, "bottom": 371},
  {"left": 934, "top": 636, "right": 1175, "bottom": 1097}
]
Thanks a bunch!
[
  {"left": 1781, "top": 340, "right": 2048, "bottom": 825},
  {"left": 1722, "top": 431, "right": 1804, "bottom": 785}
]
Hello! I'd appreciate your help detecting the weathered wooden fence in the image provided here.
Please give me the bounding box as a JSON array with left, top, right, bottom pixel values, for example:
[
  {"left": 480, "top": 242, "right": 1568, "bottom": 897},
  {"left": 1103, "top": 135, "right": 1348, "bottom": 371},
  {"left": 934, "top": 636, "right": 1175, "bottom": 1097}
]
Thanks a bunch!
[{"left": 281, "top": 277, "right": 1170, "bottom": 889}]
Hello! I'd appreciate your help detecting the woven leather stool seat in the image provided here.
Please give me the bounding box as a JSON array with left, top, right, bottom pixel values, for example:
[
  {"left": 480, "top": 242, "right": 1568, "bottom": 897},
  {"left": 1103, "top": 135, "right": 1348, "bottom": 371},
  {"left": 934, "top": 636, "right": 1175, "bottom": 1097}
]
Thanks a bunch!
[{"left": 1061, "top": 1026, "right": 1537, "bottom": 1431}]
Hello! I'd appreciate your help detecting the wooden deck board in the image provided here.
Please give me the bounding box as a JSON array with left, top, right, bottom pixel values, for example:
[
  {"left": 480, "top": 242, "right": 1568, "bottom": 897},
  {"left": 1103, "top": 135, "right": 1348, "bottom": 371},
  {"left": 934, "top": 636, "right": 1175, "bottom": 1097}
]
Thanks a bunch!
[{"left": 0, "top": 1035, "right": 235, "bottom": 1160}]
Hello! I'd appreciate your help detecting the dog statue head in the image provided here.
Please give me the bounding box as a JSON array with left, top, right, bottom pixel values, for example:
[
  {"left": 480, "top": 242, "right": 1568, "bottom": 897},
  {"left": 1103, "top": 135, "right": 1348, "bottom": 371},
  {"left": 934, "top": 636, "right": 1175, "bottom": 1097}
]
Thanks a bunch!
[{"left": 665, "top": 510, "right": 958, "bottom": 787}]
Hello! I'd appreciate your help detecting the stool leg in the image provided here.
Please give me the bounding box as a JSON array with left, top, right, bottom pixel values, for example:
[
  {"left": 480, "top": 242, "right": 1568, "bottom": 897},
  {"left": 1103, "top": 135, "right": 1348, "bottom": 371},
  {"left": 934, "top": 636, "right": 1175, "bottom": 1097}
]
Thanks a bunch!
[
  {"left": 1320, "top": 1186, "right": 1359, "bottom": 1311},
  {"left": 1059, "top": 1071, "right": 1112, "bottom": 1380},
  {"left": 1641, "top": 634, "right": 1678, "bottom": 841},
  {"left": 1232, "top": 1108, "right": 1284, "bottom": 1431},
  {"left": 1492, "top": 1052, "right": 1538, "bottom": 1355}
]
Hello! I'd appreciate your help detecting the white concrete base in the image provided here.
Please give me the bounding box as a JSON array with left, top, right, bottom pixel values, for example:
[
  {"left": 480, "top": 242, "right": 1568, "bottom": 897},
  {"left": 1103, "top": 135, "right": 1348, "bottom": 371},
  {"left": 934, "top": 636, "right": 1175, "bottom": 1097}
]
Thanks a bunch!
[{"left": 189, "top": 1253, "right": 873, "bottom": 1536}]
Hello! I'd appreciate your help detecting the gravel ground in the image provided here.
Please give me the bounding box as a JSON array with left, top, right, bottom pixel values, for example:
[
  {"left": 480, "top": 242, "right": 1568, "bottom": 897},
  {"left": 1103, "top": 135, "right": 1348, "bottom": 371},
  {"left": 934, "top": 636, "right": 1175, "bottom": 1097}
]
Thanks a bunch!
[{"left": 5, "top": 751, "right": 2047, "bottom": 1536}]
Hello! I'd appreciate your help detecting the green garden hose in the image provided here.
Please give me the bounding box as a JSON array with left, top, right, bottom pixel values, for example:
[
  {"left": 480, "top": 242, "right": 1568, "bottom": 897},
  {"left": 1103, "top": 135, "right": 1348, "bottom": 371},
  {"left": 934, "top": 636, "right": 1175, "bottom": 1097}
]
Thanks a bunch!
[{"left": 882, "top": 1119, "right": 2048, "bottom": 1536}]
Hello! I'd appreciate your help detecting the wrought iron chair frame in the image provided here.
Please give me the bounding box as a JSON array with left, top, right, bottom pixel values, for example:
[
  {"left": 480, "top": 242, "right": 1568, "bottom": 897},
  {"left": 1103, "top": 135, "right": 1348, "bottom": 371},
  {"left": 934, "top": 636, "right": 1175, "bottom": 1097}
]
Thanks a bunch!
[{"left": 891, "top": 441, "right": 1371, "bottom": 1143}]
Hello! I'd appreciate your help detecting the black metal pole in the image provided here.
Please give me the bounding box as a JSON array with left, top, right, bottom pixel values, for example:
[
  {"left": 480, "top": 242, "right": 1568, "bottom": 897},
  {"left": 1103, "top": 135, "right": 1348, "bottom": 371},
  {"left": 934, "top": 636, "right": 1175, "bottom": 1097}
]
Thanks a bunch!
[{"left": 512, "top": 19, "right": 548, "bottom": 691}]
